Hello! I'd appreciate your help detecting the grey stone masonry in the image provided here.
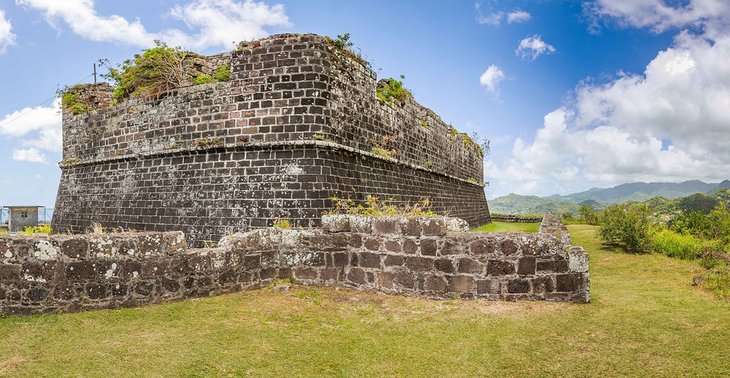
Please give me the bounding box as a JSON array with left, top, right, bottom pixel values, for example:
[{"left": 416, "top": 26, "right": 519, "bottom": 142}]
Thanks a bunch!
[
  {"left": 1, "top": 214, "right": 589, "bottom": 316},
  {"left": 52, "top": 33, "right": 490, "bottom": 247}
]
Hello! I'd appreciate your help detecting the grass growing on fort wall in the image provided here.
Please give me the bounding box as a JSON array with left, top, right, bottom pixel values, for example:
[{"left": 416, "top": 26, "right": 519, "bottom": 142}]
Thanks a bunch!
[
  {"left": 1, "top": 225, "right": 729, "bottom": 376},
  {"left": 471, "top": 221, "right": 540, "bottom": 233}
]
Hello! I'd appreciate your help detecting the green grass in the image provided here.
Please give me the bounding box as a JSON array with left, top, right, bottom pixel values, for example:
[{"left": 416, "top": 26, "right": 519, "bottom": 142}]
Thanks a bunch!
[
  {"left": 1, "top": 225, "right": 729, "bottom": 376},
  {"left": 471, "top": 221, "right": 539, "bottom": 233}
]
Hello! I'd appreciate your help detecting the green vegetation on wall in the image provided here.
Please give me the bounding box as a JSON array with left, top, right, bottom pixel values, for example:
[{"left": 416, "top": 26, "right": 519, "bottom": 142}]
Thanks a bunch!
[{"left": 376, "top": 77, "right": 412, "bottom": 105}]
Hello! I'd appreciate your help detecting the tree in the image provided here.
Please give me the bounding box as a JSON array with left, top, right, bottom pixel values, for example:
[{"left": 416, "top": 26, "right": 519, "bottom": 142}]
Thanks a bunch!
[{"left": 599, "top": 203, "right": 652, "bottom": 253}]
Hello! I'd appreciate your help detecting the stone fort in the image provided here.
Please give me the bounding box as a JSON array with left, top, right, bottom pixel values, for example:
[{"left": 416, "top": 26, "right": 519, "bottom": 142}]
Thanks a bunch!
[
  {"left": 51, "top": 33, "right": 490, "bottom": 247},
  {"left": 0, "top": 34, "right": 590, "bottom": 315}
]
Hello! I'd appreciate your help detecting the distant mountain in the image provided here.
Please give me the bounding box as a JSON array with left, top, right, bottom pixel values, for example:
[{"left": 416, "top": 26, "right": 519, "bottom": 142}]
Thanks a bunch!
[
  {"left": 489, "top": 193, "right": 580, "bottom": 216},
  {"left": 491, "top": 180, "right": 729, "bottom": 215}
]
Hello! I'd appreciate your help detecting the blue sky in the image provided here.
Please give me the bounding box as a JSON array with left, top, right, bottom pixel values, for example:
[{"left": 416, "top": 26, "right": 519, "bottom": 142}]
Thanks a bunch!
[{"left": 0, "top": 0, "right": 728, "bottom": 208}]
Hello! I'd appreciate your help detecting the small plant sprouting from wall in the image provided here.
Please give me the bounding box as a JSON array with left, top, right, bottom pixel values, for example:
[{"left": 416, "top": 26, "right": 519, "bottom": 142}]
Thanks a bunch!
[
  {"left": 212, "top": 64, "right": 230, "bottom": 81},
  {"left": 273, "top": 219, "right": 292, "bottom": 229},
  {"left": 59, "top": 85, "right": 92, "bottom": 115},
  {"left": 419, "top": 118, "right": 429, "bottom": 129},
  {"left": 193, "top": 137, "right": 223, "bottom": 148},
  {"left": 371, "top": 134, "right": 397, "bottom": 159},
  {"left": 21, "top": 225, "right": 52, "bottom": 235},
  {"left": 326, "top": 195, "right": 437, "bottom": 218},
  {"left": 102, "top": 41, "right": 205, "bottom": 101},
  {"left": 447, "top": 126, "right": 490, "bottom": 157},
  {"left": 376, "top": 77, "right": 412, "bottom": 106},
  {"left": 324, "top": 33, "right": 371, "bottom": 69}
]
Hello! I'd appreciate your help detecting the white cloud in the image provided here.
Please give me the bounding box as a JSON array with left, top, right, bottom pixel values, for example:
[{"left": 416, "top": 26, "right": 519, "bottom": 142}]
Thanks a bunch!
[
  {"left": 479, "top": 64, "right": 505, "bottom": 93},
  {"left": 515, "top": 35, "right": 556, "bottom": 60},
  {"left": 588, "top": 0, "right": 730, "bottom": 38},
  {"left": 0, "top": 9, "right": 16, "bottom": 53},
  {"left": 0, "top": 98, "right": 62, "bottom": 164},
  {"left": 13, "top": 148, "right": 47, "bottom": 164},
  {"left": 476, "top": 5, "right": 530, "bottom": 26},
  {"left": 507, "top": 10, "right": 531, "bottom": 24},
  {"left": 15, "top": 0, "right": 290, "bottom": 50},
  {"left": 486, "top": 30, "right": 730, "bottom": 197}
]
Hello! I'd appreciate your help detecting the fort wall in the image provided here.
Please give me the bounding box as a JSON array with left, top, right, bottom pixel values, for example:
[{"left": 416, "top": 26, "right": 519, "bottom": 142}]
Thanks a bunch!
[
  {"left": 53, "top": 34, "right": 490, "bottom": 246},
  {"left": 1, "top": 215, "right": 589, "bottom": 316}
]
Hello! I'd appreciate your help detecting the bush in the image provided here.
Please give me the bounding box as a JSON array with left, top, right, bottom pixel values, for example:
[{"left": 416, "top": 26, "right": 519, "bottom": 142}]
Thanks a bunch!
[
  {"left": 578, "top": 204, "right": 599, "bottom": 225},
  {"left": 598, "top": 203, "right": 652, "bottom": 253},
  {"left": 651, "top": 229, "right": 721, "bottom": 260},
  {"left": 703, "top": 266, "right": 730, "bottom": 300},
  {"left": 213, "top": 64, "right": 230, "bottom": 81},
  {"left": 376, "top": 78, "right": 411, "bottom": 105},
  {"left": 105, "top": 41, "right": 202, "bottom": 101},
  {"left": 22, "top": 225, "right": 52, "bottom": 235}
]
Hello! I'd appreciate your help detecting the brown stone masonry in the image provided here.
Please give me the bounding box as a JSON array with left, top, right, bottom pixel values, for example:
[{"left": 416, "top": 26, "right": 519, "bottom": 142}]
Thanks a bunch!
[
  {"left": 1, "top": 215, "right": 589, "bottom": 316},
  {"left": 52, "top": 33, "right": 490, "bottom": 247}
]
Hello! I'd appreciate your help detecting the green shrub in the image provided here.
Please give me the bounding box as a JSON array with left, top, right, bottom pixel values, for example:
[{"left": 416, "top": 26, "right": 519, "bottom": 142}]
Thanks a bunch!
[
  {"left": 105, "top": 41, "right": 202, "bottom": 101},
  {"left": 599, "top": 203, "right": 652, "bottom": 253},
  {"left": 324, "top": 33, "right": 371, "bottom": 68},
  {"left": 194, "top": 74, "right": 214, "bottom": 85},
  {"left": 60, "top": 85, "right": 91, "bottom": 115},
  {"left": 273, "top": 219, "right": 291, "bottom": 229},
  {"left": 376, "top": 78, "right": 411, "bottom": 105},
  {"left": 578, "top": 204, "right": 600, "bottom": 225},
  {"left": 213, "top": 64, "right": 230, "bottom": 81},
  {"left": 651, "top": 229, "right": 721, "bottom": 260}
]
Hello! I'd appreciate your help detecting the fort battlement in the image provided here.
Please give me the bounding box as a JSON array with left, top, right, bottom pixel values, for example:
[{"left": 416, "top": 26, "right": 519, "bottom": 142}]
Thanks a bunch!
[
  {"left": 1, "top": 215, "right": 589, "bottom": 315},
  {"left": 52, "top": 33, "right": 490, "bottom": 246}
]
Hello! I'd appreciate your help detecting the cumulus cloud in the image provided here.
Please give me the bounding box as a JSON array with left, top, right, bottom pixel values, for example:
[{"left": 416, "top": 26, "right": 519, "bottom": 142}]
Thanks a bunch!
[
  {"left": 506, "top": 10, "right": 531, "bottom": 24},
  {"left": 0, "top": 9, "right": 16, "bottom": 53},
  {"left": 487, "top": 29, "right": 730, "bottom": 196},
  {"left": 515, "top": 35, "right": 556, "bottom": 60},
  {"left": 0, "top": 98, "right": 62, "bottom": 164},
  {"left": 587, "top": 0, "right": 730, "bottom": 38},
  {"left": 15, "top": 0, "right": 290, "bottom": 50},
  {"left": 476, "top": 4, "right": 531, "bottom": 26},
  {"left": 479, "top": 64, "right": 505, "bottom": 93}
]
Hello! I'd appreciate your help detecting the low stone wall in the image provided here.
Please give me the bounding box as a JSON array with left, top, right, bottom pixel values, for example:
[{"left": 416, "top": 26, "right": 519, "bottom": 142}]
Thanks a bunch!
[{"left": 0, "top": 215, "right": 588, "bottom": 316}]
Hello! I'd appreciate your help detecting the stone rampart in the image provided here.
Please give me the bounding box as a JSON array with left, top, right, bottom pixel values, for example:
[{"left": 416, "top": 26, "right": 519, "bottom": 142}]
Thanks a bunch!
[
  {"left": 1, "top": 215, "right": 588, "bottom": 316},
  {"left": 53, "top": 34, "right": 490, "bottom": 246}
]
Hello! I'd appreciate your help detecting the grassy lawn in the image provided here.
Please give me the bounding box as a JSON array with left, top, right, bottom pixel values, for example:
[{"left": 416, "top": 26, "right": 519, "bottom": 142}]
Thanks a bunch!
[
  {"left": 471, "top": 221, "right": 540, "bottom": 233},
  {"left": 1, "top": 225, "right": 729, "bottom": 376}
]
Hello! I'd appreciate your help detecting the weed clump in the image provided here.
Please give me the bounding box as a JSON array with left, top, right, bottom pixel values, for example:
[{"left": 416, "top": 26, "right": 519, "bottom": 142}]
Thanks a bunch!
[
  {"left": 376, "top": 78, "right": 411, "bottom": 106},
  {"left": 325, "top": 195, "right": 437, "bottom": 218}
]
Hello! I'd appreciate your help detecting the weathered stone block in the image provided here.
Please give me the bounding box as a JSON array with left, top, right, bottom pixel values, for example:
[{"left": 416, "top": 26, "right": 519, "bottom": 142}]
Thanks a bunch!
[
  {"left": 470, "top": 238, "right": 496, "bottom": 255},
  {"left": 556, "top": 273, "right": 582, "bottom": 292},
  {"left": 359, "top": 252, "right": 381, "bottom": 268},
  {"left": 0, "top": 264, "right": 22, "bottom": 280},
  {"left": 536, "top": 259, "right": 569, "bottom": 273},
  {"left": 372, "top": 218, "right": 398, "bottom": 235},
  {"left": 384, "top": 255, "right": 404, "bottom": 267},
  {"left": 507, "top": 279, "right": 530, "bottom": 293},
  {"left": 434, "top": 258, "right": 455, "bottom": 273},
  {"left": 347, "top": 268, "right": 367, "bottom": 285},
  {"left": 476, "top": 279, "right": 500, "bottom": 295},
  {"left": 378, "top": 272, "right": 395, "bottom": 288},
  {"left": 458, "top": 258, "right": 483, "bottom": 274},
  {"left": 487, "top": 260, "right": 515, "bottom": 276},
  {"left": 420, "top": 239, "right": 437, "bottom": 256},
  {"left": 320, "top": 268, "right": 338, "bottom": 281},
  {"left": 405, "top": 256, "right": 434, "bottom": 272},
  {"left": 86, "top": 283, "right": 108, "bottom": 299},
  {"left": 26, "top": 287, "right": 49, "bottom": 302},
  {"left": 500, "top": 240, "right": 519, "bottom": 255},
  {"left": 400, "top": 218, "right": 421, "bottom": 237},
  {"left": 363, "top": 238, "right": 380, "bottom": 251},
  {"left": 447, "top": 275, "right": 475, "bottom": 293},
  {"left": 568, "top": 247, "right": 589, "bottom": 273},
  {"left": 383, "top": 240, "right": 401, "bottom": 253},
  {"left": 517, "top": 257, "right": 536, "bottom": 275},
  {"left": 421, "top": 218, "right": 446, "bottom": 236},
  {"left": 59, "top": 238, "right": 88, "bottom": 258},
  {"left": 65, "top": 261, "right": 99, "bottom": 280},
  {"left": 424, "top": 275, "right": 447, "bottom": 293},
  {"left": 402, "top": 239, "right": 418, "bottom": 254},
  {"left": 395, "top": 271, "right": 416, "bottom": 289},
  {"left": 294, "top": 268, "right": 318, "bottom": 280},
  {"left": 532, "top": 276, "right": 554, "bottom": 293}
]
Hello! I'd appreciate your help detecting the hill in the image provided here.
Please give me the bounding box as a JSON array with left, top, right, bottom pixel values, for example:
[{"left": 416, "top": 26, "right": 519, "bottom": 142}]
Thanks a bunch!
[
  {"left": 492, "top": 180, "right": 729, "bottom": 215},
  {"left": 489, "top": 193, "right": 579, "bottom": 215}
]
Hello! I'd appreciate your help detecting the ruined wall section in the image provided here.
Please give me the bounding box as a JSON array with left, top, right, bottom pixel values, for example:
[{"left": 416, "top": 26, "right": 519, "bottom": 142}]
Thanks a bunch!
[{"left": 2, "top": 215, "right": 588, "bottom": 316}]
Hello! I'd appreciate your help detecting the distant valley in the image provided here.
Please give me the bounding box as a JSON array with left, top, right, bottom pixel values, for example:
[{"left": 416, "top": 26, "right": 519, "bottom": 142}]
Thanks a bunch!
[{"left": 490, "top": 180, "right": 730, "bottom": 215}]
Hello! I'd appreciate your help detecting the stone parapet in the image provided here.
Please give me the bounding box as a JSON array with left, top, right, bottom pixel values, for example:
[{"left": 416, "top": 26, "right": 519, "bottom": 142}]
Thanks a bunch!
[{"left": 1, "top": 215, "right": 588, "bottom": 316}]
